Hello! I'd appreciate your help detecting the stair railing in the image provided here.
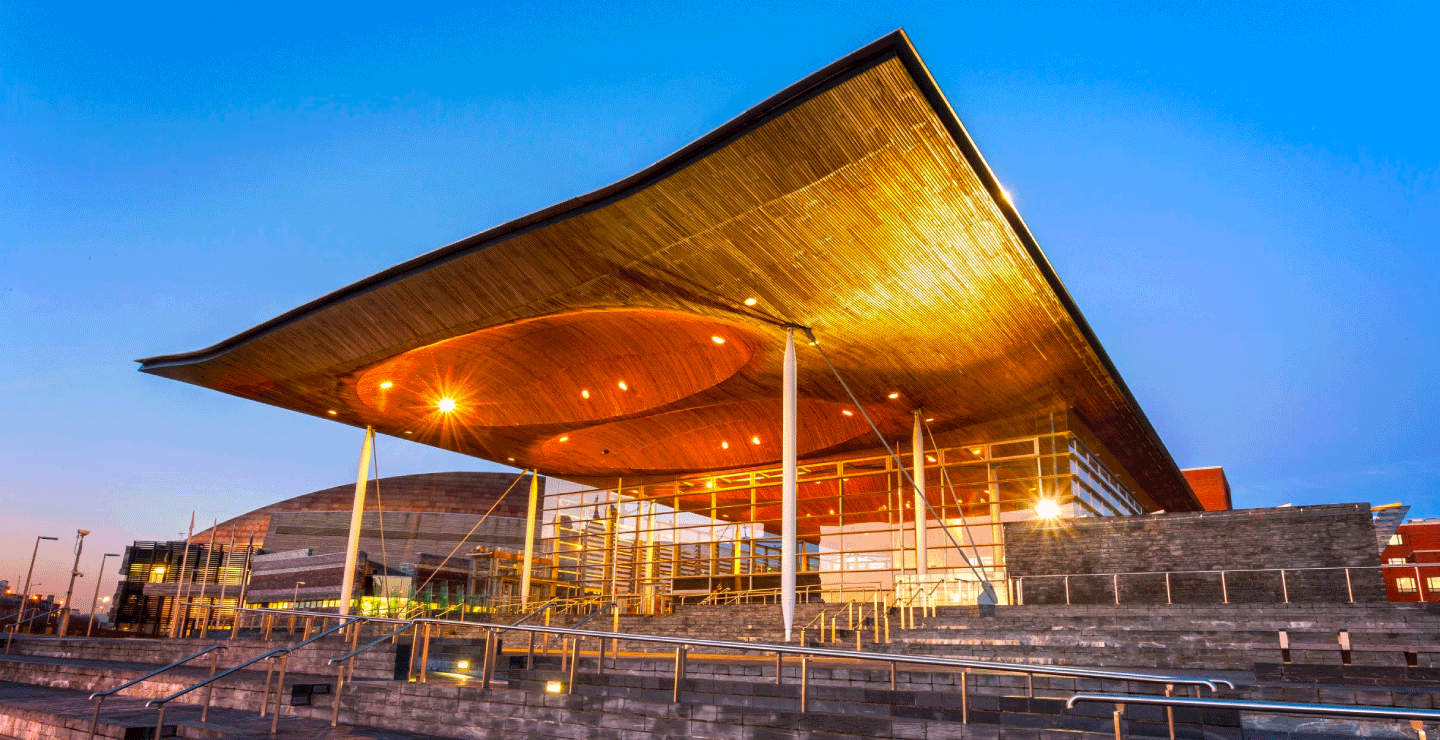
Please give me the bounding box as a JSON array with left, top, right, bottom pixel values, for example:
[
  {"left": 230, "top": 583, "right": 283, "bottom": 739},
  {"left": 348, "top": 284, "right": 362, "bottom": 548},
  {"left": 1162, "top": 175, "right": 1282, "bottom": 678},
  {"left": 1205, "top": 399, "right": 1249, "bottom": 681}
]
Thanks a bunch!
[
  {"left": 799, "top": 609, "right": 827, "bottom": 645},
  {"left": 86, "top": 644, "right": 228, "bottom": 740},
  {"left": 237, "top": 603, "right": 1235, "bottom": 727},
  {"left": 1069, "top": 693, "right": 1440, "bottom": 740},
  {"left": 145, "top": 613, "right": 365, "bottom": 737}
]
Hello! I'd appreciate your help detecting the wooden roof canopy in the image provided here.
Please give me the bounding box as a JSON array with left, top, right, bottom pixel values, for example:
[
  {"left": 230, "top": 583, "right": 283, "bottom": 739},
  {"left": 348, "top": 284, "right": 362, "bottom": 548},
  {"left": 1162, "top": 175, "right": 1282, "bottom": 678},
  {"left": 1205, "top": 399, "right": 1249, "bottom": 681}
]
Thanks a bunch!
[{"left": 138, "top": 31, "right": 1202, "bottom": 514}]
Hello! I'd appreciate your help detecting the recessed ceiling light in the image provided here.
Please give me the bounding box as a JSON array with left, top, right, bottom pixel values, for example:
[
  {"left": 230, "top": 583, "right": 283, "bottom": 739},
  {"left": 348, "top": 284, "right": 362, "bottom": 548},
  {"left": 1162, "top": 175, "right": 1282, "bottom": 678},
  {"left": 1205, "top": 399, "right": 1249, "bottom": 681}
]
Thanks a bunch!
[
  {"left": 751, "top": 436, "right": 761, "bottom": 445},
  {"left": 327, "top": 410, "right": 337, "bottom": 416},
  {"left": 926, "top": 455, "right": 937, "bottom": 463},
  {"left": 721, "top": 441, "right": 729, "bottom": 449},
  {"left": 581, "top": 389, "right": 590, "bottom": 399},
  {"left": 841, "top": 409, "right": 854, "bottom": 416},
  {"left": 711, "top": 336, "right": 726, "bottom": 344},
  {"left": 508, "top": 457, "right": 515, "bottom": 461},
  {"left": 925, "top": 417, "right": 934, "bottom": 422},
  {"left": 617, "top": 380, "right": 628, "bottom": 391},
  {"left": 744, "top": 297, "right": 757, "bottom": 306},
  {"left": 888, "top": 392, "right": 899, "bottom": 399},
  {"left": 379, "top": 381, "right": 394, "bottom": 389},
  {"left": 404, "top": 431, "right": 413, "bottom": 435},
  {"left": 558, "top": 436, "right": 569, "bottom": 442},
  {"left": 828, "top": 509, "right": 835, "bottom": 515}
]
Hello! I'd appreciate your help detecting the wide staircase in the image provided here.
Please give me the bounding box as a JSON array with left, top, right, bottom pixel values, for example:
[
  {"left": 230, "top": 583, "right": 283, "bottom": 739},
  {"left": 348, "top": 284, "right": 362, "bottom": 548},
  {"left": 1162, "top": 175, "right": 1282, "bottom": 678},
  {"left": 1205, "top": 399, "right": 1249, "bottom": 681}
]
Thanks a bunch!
[{"left": 0, "top": 601, "right": 1437, "bottom": 739}]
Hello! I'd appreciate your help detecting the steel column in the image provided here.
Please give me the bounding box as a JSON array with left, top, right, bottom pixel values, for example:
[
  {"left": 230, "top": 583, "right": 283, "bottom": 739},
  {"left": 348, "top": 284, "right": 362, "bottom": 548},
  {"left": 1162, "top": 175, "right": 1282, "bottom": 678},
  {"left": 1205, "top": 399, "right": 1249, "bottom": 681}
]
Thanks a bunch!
[
  {"left": 781, "top": 327, "right": 797, "bottom": 641},
  {"left": 338, "top": 427, "right": 373, "bottom": 616},
  {"left": 519, "top": 471, "right": 540, "bottom": 608},
  {"left": 912, "top": 412, "right": 927, "bottom": 576}
]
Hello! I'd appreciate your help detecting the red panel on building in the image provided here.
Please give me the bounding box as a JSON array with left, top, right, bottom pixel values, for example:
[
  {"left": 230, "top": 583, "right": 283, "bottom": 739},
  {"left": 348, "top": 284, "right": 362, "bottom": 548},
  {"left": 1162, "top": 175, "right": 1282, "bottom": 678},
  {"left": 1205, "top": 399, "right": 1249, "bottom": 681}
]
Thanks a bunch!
[
  {"left": 1381, "top": 519, "right": 1440, "bottom": 602},
  {"left": 1181, "top": 467, "right": 1232, "bottom": 511}
]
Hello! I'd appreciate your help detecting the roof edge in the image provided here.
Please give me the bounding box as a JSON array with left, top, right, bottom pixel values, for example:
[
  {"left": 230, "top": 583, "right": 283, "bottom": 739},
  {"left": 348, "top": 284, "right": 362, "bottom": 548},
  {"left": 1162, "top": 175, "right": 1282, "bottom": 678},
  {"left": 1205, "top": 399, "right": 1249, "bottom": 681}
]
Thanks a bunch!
[{"left": 136, "top": 29, "right": 914, "bottom": 371}]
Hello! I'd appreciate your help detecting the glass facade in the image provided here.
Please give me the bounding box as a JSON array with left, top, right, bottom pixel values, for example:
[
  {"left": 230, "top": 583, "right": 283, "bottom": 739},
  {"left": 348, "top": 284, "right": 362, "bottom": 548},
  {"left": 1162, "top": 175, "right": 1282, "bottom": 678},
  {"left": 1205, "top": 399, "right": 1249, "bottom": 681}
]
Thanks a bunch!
[{"left": 538, "top": 427, "right": 1145, "bottom": 609}]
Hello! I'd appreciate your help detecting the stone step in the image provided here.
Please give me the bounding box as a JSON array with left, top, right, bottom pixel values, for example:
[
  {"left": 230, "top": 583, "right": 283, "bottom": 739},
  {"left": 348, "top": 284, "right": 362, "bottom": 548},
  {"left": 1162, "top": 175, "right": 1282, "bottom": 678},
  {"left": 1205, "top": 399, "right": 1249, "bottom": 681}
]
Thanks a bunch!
[
  {"left": 507, "top": 668, "right": 1242, "bottom": 740},
  {"left": 0, "top": 680, "right": 437, "bottom": 740}
]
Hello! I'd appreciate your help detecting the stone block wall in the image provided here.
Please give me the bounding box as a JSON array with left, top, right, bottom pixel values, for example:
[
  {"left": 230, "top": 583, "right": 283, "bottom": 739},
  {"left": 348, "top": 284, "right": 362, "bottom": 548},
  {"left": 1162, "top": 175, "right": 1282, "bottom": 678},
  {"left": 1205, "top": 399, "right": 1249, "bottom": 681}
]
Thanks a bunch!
[{"left": 1004, "top": 504, "right": 1385, "bottom": 605}]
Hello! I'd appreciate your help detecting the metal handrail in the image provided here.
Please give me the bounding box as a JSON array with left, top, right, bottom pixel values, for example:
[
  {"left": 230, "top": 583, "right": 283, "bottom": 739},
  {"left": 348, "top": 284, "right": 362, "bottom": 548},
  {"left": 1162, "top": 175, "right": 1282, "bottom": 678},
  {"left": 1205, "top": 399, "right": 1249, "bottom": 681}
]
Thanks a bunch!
[
  {"left": 145, "top": 614, "right": 363, "bottom": 737},
  {"left": 3, "top": 609, "right": 61, "bottom": 653},
  {"left": 1020, "top": 563, "right": 1434, "bottom": 579},
  {"left": 89, "top": 644, "right": 228, "bottom": 700},
  {"left": 410, "top": 614, "right": 1234, "bottom": 692},
  {"left": 147, "top": 616, "right": 361, "bottom": 706},
  {"left": 327, "top": 622, "right": 413, "bottom": 666},
  {"left": 85, "top": 644, "right": 228, "bottom": 740},
  {"left": 1011, "top": 562, "right": 1433, "bottom": 606},
  {"left": 510, "top": 599, "right": 563, "bottom": 626},
  {"left": 1067, "top": 692, "right": 1440, "bottom": 720},
  {"left": 570, "top": 602, "right": 617, "bottom": 629},
  {"left": 228, "top": 605, "right": 1232, "bottom": 692},
  {"left": 1068, "top": 693, "right": 1440, "bottom": 740}
]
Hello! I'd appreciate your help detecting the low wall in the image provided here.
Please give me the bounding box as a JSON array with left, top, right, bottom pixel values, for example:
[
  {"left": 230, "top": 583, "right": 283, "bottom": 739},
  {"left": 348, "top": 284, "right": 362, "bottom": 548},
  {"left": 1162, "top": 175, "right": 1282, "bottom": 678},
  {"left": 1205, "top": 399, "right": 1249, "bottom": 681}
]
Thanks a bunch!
[
  {"left": 1005, "top": 504, "right": 1386, "bottom": 605},
  {"left": 5, "top": 633, "right": 396, "bottom": 680}
]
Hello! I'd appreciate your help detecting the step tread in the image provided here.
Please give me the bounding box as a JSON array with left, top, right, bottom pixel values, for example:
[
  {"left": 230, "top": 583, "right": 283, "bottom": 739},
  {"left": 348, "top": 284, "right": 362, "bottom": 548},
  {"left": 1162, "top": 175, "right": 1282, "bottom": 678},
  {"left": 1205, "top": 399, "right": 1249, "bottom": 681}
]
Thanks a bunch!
[{"left": 0, "top": 680, "right": 446, "bottom": 739}]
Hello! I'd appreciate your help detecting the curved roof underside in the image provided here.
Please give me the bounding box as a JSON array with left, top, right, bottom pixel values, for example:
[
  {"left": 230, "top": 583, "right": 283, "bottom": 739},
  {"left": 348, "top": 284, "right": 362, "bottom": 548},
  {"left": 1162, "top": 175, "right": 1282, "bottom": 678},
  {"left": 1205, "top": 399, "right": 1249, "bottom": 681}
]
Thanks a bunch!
[{"left": 139, "top": 31, "right": 1200, "bottom": 513}]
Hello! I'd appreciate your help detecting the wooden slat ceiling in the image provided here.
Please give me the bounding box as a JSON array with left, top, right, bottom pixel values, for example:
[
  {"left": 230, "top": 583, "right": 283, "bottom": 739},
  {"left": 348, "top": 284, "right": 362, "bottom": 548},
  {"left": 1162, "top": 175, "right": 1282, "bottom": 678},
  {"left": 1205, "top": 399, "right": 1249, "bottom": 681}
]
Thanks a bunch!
[{"left": 138, "top": 31, "right": 1201, "bottom": 514}]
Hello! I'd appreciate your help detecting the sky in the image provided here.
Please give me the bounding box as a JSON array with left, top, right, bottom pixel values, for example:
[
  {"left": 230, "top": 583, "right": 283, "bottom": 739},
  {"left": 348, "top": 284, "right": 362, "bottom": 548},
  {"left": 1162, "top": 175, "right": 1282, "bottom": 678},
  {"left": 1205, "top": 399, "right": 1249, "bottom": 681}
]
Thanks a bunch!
[{"left": 3, "top": 2, "right": 1437, "bottom": 605}]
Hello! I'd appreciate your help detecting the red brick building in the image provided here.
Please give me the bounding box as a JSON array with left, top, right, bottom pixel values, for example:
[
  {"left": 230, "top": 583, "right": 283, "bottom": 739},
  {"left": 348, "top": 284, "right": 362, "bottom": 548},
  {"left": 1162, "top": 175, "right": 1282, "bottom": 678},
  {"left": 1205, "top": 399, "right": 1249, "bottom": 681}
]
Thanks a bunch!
[
  {"left": 1181, "top": 467, "right": 1232, "bottom": 511},
  {"left": 1380, "top": 519, "right": 1440, "bottom": 602}
]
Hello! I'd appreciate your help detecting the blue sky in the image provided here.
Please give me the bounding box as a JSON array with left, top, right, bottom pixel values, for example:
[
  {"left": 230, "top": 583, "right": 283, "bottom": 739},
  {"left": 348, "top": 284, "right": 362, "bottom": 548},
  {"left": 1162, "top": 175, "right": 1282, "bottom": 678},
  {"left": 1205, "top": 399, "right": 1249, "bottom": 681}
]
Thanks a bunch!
[{"left": 3, "top": 2, "right": 1437, "bottom": 599}]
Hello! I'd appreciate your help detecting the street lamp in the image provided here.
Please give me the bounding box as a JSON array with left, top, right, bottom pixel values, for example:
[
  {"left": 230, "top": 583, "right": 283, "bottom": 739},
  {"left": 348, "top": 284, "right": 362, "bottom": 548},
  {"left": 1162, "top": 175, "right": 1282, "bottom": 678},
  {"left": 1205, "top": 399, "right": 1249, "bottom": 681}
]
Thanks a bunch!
[
  {"left": 288, "top": 581, "right": 306, "bottom": 635},
  {"left": 57, "top": 529, "right": 90, "bottom": 639},
  {"left": 5, "top": 535, "right": 58, "bottom": 650},
  {"left": 86, "top": 553, "right": 122, "bottom": 638}
]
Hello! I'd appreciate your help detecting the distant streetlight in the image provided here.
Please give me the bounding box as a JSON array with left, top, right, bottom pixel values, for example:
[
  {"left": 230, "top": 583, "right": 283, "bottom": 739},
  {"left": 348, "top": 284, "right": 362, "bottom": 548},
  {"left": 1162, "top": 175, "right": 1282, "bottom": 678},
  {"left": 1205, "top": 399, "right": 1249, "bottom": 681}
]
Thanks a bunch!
[
  {"left": 86, "top": 553, "right": 122, "bottom": 638},
  {"left": 288, "top": 581, "right": 307, "bottom": 635},
  {"left": 57, "top": 530, "right": 90, "bottom": 639},
  {"left": 4, "top": 535, "right": 58, "bottom": 651}
]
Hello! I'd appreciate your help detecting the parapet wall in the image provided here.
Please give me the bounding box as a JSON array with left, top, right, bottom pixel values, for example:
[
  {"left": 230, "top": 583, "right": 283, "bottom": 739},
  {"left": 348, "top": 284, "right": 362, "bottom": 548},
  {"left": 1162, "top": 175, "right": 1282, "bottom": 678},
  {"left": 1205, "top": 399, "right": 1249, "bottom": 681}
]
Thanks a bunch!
[{"left": 1004, "top": 503, "right": 1385, "bottom": 605}]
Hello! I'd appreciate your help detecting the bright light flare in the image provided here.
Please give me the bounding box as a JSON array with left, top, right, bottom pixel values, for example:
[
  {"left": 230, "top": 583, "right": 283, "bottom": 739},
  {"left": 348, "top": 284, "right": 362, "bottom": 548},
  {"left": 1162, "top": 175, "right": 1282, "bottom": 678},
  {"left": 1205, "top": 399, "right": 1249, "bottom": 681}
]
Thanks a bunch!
[
  {"left": 379, "top": 381, "right": 394, "bottom": 389},
  {"left": 437, "top": 398, "right": 457, "bottom": 413},
  {"left": 1035, "top": 499, "right": 1062, "bottom": 520},
  {"left": 711, "top": 336, "right": 726, "bottom": 344},
  {"left": 743, "top": 297, "right": 757, "bottom": 306},
  {"left": 888, "top": 392, "right": 899, "bottom": 399},
  {"left": 545, "top": 680, "right": 565, "bottom": 693}
]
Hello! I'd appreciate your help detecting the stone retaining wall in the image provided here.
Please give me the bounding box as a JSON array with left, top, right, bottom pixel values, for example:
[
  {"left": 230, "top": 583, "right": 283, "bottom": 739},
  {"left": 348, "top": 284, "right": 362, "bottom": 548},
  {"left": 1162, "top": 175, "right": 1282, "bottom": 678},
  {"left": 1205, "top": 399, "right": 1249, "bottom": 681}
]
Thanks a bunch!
[{"left": 1005, "top": 504, "right": 1386, "bottom": 605}]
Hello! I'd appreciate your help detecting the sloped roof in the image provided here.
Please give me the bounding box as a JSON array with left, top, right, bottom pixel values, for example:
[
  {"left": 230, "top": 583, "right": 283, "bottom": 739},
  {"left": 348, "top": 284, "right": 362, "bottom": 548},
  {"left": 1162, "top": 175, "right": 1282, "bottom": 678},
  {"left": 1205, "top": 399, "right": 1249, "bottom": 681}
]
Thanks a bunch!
[{"left": 140, "top": 31, "right": 1199, "bottom": 513}]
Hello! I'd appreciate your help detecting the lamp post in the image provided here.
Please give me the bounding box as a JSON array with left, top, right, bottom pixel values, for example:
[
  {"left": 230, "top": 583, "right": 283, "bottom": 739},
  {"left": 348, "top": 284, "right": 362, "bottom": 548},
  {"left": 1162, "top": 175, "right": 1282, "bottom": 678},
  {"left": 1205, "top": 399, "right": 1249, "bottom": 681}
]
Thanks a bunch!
[
  {"left": 289, "top": 581, "right": 305, "bottom": 635},
  {"left": 57, "top": 530, "right": 90, "bottom": 639},
  {"left": 6, "top": 535, "right": 58, "bottom": 648},
  {"left": 86, "top": 553, "right": 121, "bottom": 637}
]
